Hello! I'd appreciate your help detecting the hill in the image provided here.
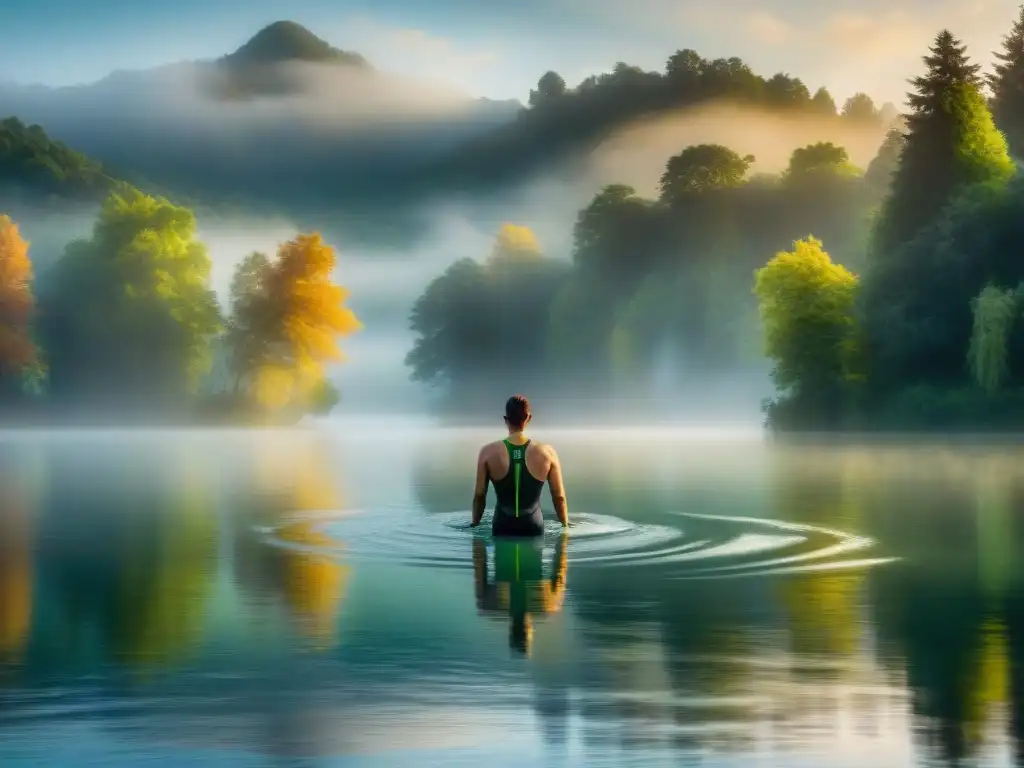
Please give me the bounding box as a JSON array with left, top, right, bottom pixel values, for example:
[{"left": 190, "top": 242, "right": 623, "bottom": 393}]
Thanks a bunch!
[
  {"left": 0, "top": 116, "right": 117, "bottom": 201},
  {"left": 219, "top": 20, "right": 370, "bottom": 69}
]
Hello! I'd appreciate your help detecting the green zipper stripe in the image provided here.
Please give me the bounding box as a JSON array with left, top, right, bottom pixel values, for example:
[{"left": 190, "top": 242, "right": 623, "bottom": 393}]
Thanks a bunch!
[{"left": 514, "top": 463, "right": 521, "bottom": 517}]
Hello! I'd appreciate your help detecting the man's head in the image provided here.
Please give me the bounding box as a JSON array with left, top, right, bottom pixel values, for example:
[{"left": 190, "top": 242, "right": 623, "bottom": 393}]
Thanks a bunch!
[{"left": 504, "top": 394, "right": 531, "bottom": 432}]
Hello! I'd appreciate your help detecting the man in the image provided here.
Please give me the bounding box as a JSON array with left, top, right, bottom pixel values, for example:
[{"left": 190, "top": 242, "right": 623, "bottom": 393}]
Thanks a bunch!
[{"left": 471, "top": 394, "right": 568, "bottom": 536}]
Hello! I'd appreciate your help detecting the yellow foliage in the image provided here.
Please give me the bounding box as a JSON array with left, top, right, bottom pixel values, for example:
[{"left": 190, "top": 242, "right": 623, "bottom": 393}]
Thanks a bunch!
[
  {"left": 254, "top": 364, "right": 297, "bottom": 411},
  {"left": 232, "top": 232, "right": 361, "bottom": 412},
  {"left": 754, "top": 237, "right": 861, "bottom": 391},
  {"left": 0, "top": 215, "right": 37, "bottom": 376},
  {"left": 491, "top": 223, "right": 541, "bottom": 260},
  {"left": 275, "top": 521, "right": 350, "bottom": 648}
]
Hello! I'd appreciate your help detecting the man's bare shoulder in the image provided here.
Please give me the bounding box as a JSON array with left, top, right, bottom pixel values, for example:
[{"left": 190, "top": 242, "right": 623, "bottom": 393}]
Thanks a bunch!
[
  {"left": 478, "top": 440, "right": 503, "bottom": 459},
  {"left": 531, "top": 441, "right": 558, "bottom": 460}
]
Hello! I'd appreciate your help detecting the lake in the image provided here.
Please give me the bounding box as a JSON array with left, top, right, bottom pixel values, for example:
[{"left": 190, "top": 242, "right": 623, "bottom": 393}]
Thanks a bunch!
[{"left": 0, "top": 423, "right": 1021, "bottom": 767}]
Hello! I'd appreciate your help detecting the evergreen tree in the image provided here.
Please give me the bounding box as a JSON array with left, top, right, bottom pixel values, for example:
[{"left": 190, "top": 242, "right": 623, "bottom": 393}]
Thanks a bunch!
[
  {"left": 873, "top": 30, "right": 1014, "bottom": 256},
  {"left": 989, "top": 6, "right": 1024, "bottom": 158}
]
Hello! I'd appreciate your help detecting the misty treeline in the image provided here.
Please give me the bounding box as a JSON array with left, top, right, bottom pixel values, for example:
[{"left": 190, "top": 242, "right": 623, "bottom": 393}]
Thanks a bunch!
[
  {"left": 438, "top": 46, "right": 896, "bottom": 190},
  {"left": 409, "top": 9, "right": 1024, "bottom": 430},
  {"left": 0, "top": 186, "right": 360, "bottom": 423}
]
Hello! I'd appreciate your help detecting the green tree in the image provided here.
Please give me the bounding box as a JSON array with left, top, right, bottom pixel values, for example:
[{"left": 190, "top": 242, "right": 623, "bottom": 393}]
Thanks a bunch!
[
  {"left": 782, "top": 142, "right": 861, "bottom": 185},
  {"left": 765, "top": 73, "right": 811, "bottom": 107},
  {"left": 659, "top": 145, "right": 754, "bottom": 204},
  {"left": 406, "top": 225, "right": 567, "bottom": 405},
  {"left": 989, "top": 6, "right": 1024, "bottom": 158},
  {"left": 39, "top": 186, "right": 221, "bottom": 412},
  {"left": 873, "top": 30, "right": 1014, "bottom": 256},
  {"left": 841, "top": 93, "right": 880, "bottom": 124},
  {"left": 528, "top": 71, "right": 567, "bottom": 108},
  {"left": 754, "top": 237, "right": 861, "bottom": 423},
  {"left": 967, "top": 283, "right": 1020, "bottom": 394},
  {"left": 865, "top": 126, "right": 906, "bottom": 194},
  {"left": 665, "top": 49, "right": 705, "bottom": 86},
  {"left": 811, "top": 87, "right": 838, "bottom": 116}
]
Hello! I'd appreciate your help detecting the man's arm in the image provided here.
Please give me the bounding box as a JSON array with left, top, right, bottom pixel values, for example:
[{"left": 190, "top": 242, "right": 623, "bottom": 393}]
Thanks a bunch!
[
  {"left": 471, "top": 446, "right": 489, "bottom": 527},
  {"left": 547, "top": 447, "right": 569, "bottom": 527}
]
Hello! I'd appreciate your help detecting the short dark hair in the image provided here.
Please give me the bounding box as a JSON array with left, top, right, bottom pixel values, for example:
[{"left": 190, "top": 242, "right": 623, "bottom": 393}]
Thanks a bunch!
[{"left": 504, "top": 395, "right": 531, "bottom": 428}]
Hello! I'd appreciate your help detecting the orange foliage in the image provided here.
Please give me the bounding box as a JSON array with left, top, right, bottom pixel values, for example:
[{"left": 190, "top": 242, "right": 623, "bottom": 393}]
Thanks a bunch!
[
  {"left": 0, "top": 500, "right": 32, "bottom": 662},
  {"left": 0, "top": 216, "right": 37, "bottom": 377},
  {"left": 233, "top": 232, "right": 361, "bottom": 409},
  {"left": 271, "top": 233, "right": 361, "bottom": 385}
]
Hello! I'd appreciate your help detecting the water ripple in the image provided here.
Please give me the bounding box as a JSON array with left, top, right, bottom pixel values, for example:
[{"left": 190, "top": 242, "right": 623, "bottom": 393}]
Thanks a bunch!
[{"left": 258, "top": 508, "right": 894, "bottom": 578}]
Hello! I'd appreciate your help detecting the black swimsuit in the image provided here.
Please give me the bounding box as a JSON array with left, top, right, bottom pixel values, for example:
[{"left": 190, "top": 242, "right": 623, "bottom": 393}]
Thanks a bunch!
[{"left": 491, "top": 438, "right": 546, "bottom": 537}]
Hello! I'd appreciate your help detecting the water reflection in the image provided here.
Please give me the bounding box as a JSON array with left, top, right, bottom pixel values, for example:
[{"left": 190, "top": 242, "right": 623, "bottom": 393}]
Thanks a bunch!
[
  {"left": 472, "top": 534, "right": 568, "bottom": 656},
  {"left": 233, "top": 436, "right": 352, "bottom": 650},
  {"left": 0, "top": 453, "right": 36, "bottom": 668},
  {"left": 9, "top": 432, "right": 1024, "bottom": 764}
]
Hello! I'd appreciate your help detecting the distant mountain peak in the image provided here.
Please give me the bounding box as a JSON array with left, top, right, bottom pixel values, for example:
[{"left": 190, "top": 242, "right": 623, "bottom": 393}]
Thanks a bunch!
[{"left": 221, "top": 21, "right": 369, "bottom": 69}]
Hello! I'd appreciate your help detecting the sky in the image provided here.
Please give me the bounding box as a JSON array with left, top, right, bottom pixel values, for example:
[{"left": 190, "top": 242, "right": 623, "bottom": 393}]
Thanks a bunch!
[{"left": 1, "top": 0, "right": 1022, "bottom": 106}]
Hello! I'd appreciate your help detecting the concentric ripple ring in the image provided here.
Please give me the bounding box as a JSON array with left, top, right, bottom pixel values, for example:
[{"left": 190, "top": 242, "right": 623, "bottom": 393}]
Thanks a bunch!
[{"left": 256, "top": 507, "right": 895, "bottom": 578}]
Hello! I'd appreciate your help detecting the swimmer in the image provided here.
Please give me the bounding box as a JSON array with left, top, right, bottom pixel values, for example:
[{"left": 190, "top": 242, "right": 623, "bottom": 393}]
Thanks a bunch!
[{"left": 470, "top": 395, "right": 568, "bottom": 536}]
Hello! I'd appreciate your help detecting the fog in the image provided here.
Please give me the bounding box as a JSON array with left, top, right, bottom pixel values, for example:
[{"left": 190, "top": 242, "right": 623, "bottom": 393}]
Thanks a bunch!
[{"left": 2, "top": 65, "right": 891, "bottom": 424}]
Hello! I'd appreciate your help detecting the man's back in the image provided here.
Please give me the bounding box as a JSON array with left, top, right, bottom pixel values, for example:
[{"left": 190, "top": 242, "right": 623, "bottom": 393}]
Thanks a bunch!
[{"left": 470, "top": 395, "right": 569, "bottom": 533}]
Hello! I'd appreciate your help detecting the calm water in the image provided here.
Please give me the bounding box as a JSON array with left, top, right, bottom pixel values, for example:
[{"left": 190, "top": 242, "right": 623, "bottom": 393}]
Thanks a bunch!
[{"left": 0, "top": 424, "right": 1022, "bottom": 766}]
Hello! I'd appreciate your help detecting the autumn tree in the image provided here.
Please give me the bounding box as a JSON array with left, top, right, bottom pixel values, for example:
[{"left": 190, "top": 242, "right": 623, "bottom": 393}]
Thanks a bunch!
[
  {"left": 38, "top": 187, "right": 221, "bottom": 412},
  {"left": 989, "top": 5, "right": 1024, "bottom": 157},
  {"left": 226, "top": 233, "right": 361, "bottom": 414},
  {"left": 0, "top": 216, "right": 38, "bottom": 399},
  {"left": 873, "top": 30, "right": 1014, "bottom": 256}
]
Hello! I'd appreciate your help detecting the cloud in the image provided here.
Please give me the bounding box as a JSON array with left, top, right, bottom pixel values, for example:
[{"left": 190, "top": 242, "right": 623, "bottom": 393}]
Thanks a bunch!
[
  {"left": 338, "top": 17, "right": 502, "bottom": 92},
  {"left": 744, "top": 12, "right": 794, "bottom": 45}
]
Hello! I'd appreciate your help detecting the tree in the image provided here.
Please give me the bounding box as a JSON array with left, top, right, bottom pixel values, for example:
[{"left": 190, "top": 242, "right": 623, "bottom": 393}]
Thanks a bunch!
[
  {"left": 39, "top": 187, "right": 221, "bottom": 411},
  {"left": 226, "top": 233, "right": 361, "bottom": 413},
  {"left": 811, "top": 87, "right": 838, "bottom": 116},
  {"left": 665, "top": 49, "right": 705, "bottom": 86},
  {"left": 406, "top": 225, "right": 567, "bottom": 405},
  {"left": 765, "top": 73, "right": 811, "bottom": 107},
  {"left": 841, "top": 93, "right": 880, "bottom": 123},
  {"left": 754, "top": 237, "right": 861, "bottom": 418},
  {"left": 989, "top": 5, "right": 1024, "bottom": 157},
  {"left": 659, "top": 144, "right": 754, "bottom": 204},
  {"left": 782, "top": 142, "right": 861, "bottom": 185},
  {"left": 865, "top": 126, "right": 906, "bottom": 194},
  {"left": 873, "top": 30, "right": 1014, "bottom": 256},
  {"left": 528, "top": 71, "right": 567, "bottom": 108},
  {"left": 0, "top": 216, "right": 38, "bottom": 398},
  {"left": 967, "top": 283, "right": 1019, "bottom": 393}
]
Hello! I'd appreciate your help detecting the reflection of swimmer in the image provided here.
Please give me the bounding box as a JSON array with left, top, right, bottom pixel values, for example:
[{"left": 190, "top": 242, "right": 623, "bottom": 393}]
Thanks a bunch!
[
  {"left": 471, "top": 395, "right": 568, "bottom": 536},
  {"left": 472, "top": 534, "right": 568, "bottom": 655}
]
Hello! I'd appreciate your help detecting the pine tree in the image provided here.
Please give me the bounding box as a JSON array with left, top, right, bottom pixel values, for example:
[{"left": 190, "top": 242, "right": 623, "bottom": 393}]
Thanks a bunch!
[
  {"left": 874, "top": 30, "right": 1014, "bottom": 256},
  {"left": 989, "top": 6, "right": 1024, "bottom": 157}
]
